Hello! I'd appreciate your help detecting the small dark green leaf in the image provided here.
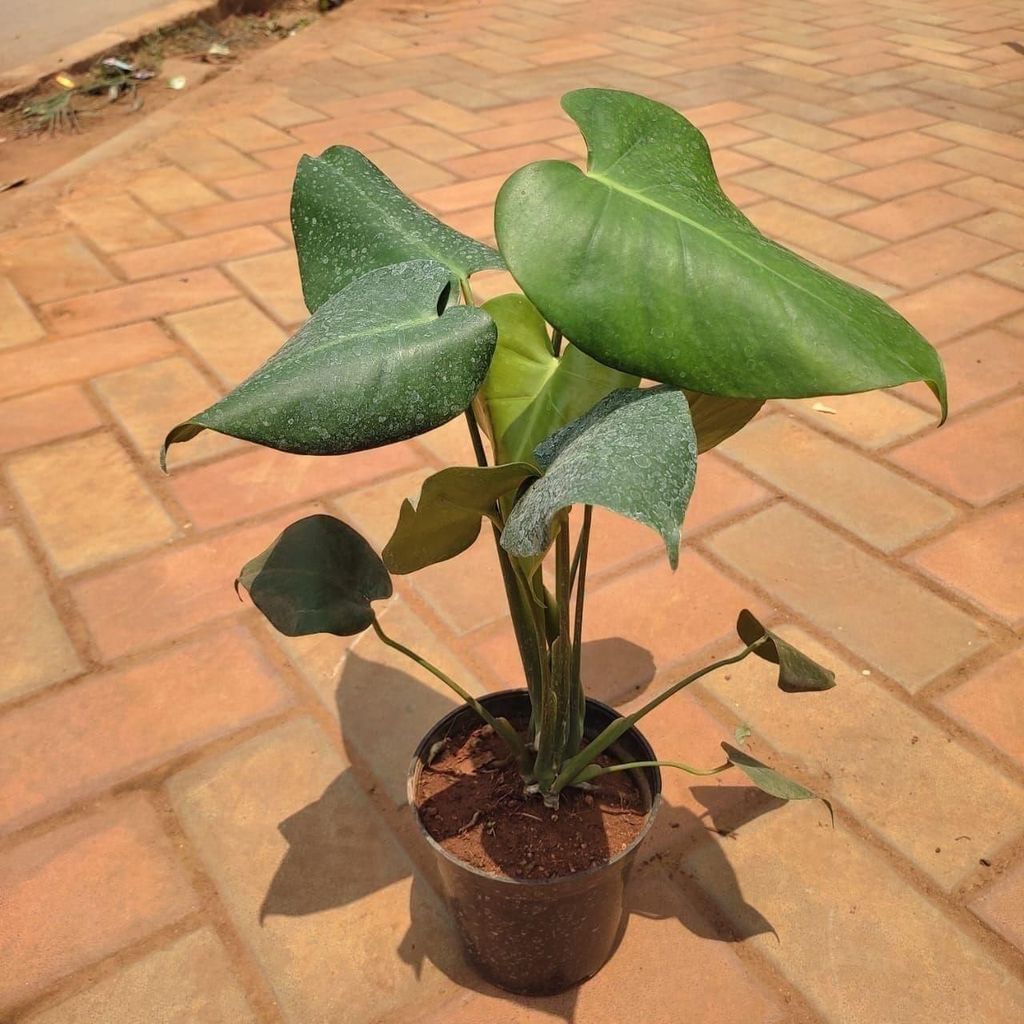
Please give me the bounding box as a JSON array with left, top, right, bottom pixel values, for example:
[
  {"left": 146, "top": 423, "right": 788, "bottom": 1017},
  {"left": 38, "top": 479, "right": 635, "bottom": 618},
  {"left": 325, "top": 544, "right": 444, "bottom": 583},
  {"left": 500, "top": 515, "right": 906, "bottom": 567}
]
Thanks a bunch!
[
  {"left": 292, "top": 146, "right": 504, "bottom": 313},
  {"left": 237, "top": 514, "right": 392, "bottom": 637},
  {"left": 479, "top": 293, "right": 638, "bottom": 465},
  {"left": 721, "top": 743, "right": 824, "bottom": 807},
  {"left": 161, "top": 260, "right": 496, "bottom": 468},
  {"left": 500, "top": 386, "right": 697, "bottom": 568},
  {"left": 736, "top": 609, "right": 836, "bottom": 692},
  {"left": 383, "top": 463, "right": 537, "bottom": 574},
  {"left": 684, "top": 391, "right": 764, "bottom": 453}
]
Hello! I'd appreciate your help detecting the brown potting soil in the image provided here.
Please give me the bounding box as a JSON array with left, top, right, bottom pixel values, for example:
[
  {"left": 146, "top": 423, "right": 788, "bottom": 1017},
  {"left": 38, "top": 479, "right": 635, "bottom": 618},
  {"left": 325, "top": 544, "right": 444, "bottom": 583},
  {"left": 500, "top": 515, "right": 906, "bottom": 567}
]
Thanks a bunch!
[{"left": 415, "top": 720, "right": 648, "bottom": 882}]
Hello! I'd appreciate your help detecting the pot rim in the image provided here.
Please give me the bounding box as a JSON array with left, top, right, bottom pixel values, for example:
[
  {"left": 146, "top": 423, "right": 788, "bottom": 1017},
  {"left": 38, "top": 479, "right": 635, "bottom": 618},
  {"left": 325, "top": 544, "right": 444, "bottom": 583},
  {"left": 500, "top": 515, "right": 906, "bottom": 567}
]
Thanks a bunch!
[{"left": 407, "top": 688, "right": 663, "bottom": 889}]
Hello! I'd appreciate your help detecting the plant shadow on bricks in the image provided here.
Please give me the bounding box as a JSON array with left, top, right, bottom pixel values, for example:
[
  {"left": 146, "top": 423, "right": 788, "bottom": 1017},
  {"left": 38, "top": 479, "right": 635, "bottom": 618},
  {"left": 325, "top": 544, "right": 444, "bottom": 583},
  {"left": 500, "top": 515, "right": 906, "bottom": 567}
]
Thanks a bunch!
[{"left": 259, "top": 642, "right": 778, "bottom": 1016}]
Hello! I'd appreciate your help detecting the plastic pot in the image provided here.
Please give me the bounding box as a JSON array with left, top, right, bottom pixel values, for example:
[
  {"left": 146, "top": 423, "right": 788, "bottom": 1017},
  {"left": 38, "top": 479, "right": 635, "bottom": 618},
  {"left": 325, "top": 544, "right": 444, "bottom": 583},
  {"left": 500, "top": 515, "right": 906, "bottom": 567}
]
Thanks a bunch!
[{"left": 407, "top": 689, "right": 662, "bottom": 995}]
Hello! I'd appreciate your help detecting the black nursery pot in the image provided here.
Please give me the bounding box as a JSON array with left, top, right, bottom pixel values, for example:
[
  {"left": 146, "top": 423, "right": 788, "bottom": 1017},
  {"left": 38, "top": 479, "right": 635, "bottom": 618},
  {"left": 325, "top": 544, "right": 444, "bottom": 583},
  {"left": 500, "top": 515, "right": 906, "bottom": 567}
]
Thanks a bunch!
[{"left": 407, "top": 689, "right": 662, "bottom": 996}]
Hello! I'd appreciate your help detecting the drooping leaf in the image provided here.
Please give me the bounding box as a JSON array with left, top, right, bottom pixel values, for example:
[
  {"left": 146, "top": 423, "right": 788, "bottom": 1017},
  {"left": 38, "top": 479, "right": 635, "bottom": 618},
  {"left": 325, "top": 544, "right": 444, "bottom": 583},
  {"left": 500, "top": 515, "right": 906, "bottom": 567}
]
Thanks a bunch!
[
  {"left": 161, "top": 260, "right": 496, "bottom": 468},
  {"left": 736, "top": 609, "right": 836, "bottom": 692},
  {"left": 236, "top": 514, "right": 392, "bottom": 637},
  {"left": 383, "top": 463, "right": 537, "bottom": 574},
  {"left": 721, "top": 744, "right": 819, "bottom": 802},
  {"left": 479, "top": 293, "right": 638, "bottom": 464},
  {"left": 292, "top": 146, "right": 504, "bottom": 312},
  {"left": 495, "top": 89, "right": 947, "bottom": 418},
  {"left": 500, "top": 386, "right": 697, "bottom": 568}
]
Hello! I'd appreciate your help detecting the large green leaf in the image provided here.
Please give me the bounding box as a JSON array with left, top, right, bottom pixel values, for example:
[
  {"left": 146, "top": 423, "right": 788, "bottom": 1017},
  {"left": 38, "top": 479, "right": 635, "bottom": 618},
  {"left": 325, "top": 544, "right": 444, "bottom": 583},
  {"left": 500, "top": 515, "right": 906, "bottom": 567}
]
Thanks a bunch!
[
  {"left": 494, "top": 89, "right": 947, "bottom": 418},
  {"left": 237, "top": 514, "right": 392, "bottom": 636},
  {"left": 383, "top": 463, "right": 537, "bottom": 574},
  {"left": 479, "top": 293, "right": 638, "bottom": 465},
  {"left": 501, "top": 386, "right": 697, "bottom": 568},
  {"left": 161, "top": 260, "right": 496, "bottom": 468},
  {"left": 736, "top": 610, "right": 836, "bottom": 693},
  {"left": 292, "top": 146, "right": 504, "bottom": 313}
]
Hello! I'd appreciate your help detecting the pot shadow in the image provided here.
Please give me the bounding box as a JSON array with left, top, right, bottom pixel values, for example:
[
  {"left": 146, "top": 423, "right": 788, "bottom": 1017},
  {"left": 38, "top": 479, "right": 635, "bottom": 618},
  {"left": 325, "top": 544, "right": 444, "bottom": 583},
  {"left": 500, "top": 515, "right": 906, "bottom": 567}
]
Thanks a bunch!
[{"left": 259, "top": 637, "right": 781, "bottom": 1021}]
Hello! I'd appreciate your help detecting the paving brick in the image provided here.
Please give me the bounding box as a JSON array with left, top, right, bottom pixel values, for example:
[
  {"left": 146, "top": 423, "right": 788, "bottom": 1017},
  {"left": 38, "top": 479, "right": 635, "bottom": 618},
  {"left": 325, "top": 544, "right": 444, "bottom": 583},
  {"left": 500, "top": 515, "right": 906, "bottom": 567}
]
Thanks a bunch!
[
  {"left": 0, "top": 384, "right": 101, "bottom": 454},
  {"left": 7, "top": 433, "right": 176, "bottom": 574},
  {"left": 463, "top": 116, "right": 572, "bottom": 149},
  {"left": 0, "top": 322, "right": 176, "bottom": 402},
  {"left": 0, "top": 231, "right": 117, "bottom": 303},
  {"left": 127, "top": 165, "right": 221, "bottom": 214},
  {"left": 745, "top": 199, "right": 884, "bottom": 260},
  {"left": 684, "top": 801, "right": 1024, "bottom": 1024},
  {"left": 935, "top": 145, "right": 1024, "bottom": 189},
  {"left": 711, "top": 625, "right": 1024, "bottom": 887},
  {"left": 168, "top": 194, "right": 292, "bottom": 238},
  {"left": 736, "top": 137, "right": 863, "bottom": 180},
  {"left": 60, "top": 195, "right": 176, "bottom": 253},
  {"left": 368, "top": 147, "right": 455, "bottom": 191},
  {"left": 112, "top": 225, "right": 283, "bottom": 280},
  {"left": 41, "top": 268, "right": 237, "bottom": 336},
  {"left": 733, "top": 167, "right": 871, "bottom": 216},
  {"left": 218, "top": 167, "right": 302, "bottom": 199},
  {"left": 0, "top": 276, "right": 44, "bottom": 348},
  {"left": 20, "top": 927, "right": 258, "bottom": 1024},
  {"left": 225, "top": 250, "right": 306, "bottom": 325},
  {"left": 443, "top": 142, "right": 566, "bottom": 180},
  {"left": 683, "top": 100, "right": 762, "bottom": 127},
  {"left": 414, "top": 174, "right": 508, "bottom": 213},
  {"left": 720, "top": 415, "right": 953, "bottom": 550},
  {"left": 0, "top": 796, "right": 198, "bottom": 1014},
  {"left": 947, "top": 175, "right": 1024, "bottom": 217},
  {"left": 257, "top": 94, "right": 326, "bottom": 128},
  {"left": 708, "top": 504, "right": 988, "bottom": 690},
  {"left": 910, "top": 499, "right": 1024, "bottom": 625},
  {"left": 158, "top": 135, "right": 263, "bottom": 180},
  {"left": 852, "top": 226, "right": 1010, "bottom": 289},
  {"left": 0, "top": 625, "right": 291, "bottom": 833},
  {"left": 831, "top": 129, "right": 952, "bottom": 167},
  {"left": 287, "top": 121, "right": 385, "bottom": 155},
  {"left": 888, "top": 396, "right": 1024, "bottom": 505},
  {"left": 92, "top": 356, "right": 237, "bottom": 465},
  {"left": 970, "top": 857, "right": 1024, "bottom": 953},
  {"left": 171, "top": 443, "right": 419, "bottom": 529},
  {"left": 0, "top": 527, "right": 81, "bottom": 704},
  {"left": 210, "top": 116, "right": 293, "bottom": 152},
  {"left": 374, "top": 122, "right": 478, "bottom": 160},
  {"left": 779, "top": 391, "right": 935, "bottom": 448},
  {"left": 940, "top": 646, "right": 1024, "bottom": 768},
  {"left": 71, "top": 509, "right": 312, "bottom": 659},
  {"left": 421, "top": 866, "right": 784, "bottom": 1024},
  {"left": 838, "top": 158, "right": 968, "bottom": 199},
  {"left": 980, "top": 250, "right": 1024, "bottom": 290},
  {"left": 168, "top": 718, "right": 461, "bottom": 1024},
  {"left": 840, "top": 188, "right": 985, "bottom": 241},
  {"left": 684, "top": 451, "right": 772, "bottom": 535},
  {"left": 738, "top": 111, "right": 856, "bottom": 150},
  {"left": 939, "top": 328, "right": 1024, "bottom": 409},
  {"left": 892, "top": 274, "right": 1024, "bottom": 344},
  {"left": 166, "top": 297, "right": 286, "bottom": 386},
  {"left": 960, "top": 210, "right": 1024, "bottom": 247}
]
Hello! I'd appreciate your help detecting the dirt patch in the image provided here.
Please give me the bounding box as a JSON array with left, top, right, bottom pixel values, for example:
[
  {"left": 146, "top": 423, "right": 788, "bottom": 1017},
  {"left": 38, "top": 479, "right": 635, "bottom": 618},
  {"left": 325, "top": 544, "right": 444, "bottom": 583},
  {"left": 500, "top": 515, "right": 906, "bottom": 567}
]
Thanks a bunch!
[
  {"left": 0, "top": 0, "right": 327, "bottom": 188},
  {"left": 415, "top": 720, "right": 648, "bottom": 882}
]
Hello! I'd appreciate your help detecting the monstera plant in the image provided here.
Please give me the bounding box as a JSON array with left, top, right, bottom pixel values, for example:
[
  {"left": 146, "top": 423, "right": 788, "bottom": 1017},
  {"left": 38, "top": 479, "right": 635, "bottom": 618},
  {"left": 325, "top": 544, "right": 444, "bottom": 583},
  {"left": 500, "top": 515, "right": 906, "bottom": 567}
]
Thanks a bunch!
[{"left": 162, "top": 87, "right": 944, "bottom": 989}]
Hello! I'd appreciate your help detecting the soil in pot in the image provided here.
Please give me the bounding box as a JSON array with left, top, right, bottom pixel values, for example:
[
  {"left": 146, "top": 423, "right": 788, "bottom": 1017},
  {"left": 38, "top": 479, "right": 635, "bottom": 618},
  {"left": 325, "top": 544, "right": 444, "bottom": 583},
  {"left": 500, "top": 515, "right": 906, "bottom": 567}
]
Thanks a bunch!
[{"left": 415, "top": 718, "right": 647, "bottom": 882}]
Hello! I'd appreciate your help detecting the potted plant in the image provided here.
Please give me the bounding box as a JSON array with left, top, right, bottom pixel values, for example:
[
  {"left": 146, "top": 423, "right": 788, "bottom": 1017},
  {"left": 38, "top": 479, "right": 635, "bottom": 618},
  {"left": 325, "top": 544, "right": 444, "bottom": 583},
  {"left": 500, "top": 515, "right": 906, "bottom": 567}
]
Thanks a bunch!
[{"left": 162, "top": 89, "right": 946, "bottom": 995}]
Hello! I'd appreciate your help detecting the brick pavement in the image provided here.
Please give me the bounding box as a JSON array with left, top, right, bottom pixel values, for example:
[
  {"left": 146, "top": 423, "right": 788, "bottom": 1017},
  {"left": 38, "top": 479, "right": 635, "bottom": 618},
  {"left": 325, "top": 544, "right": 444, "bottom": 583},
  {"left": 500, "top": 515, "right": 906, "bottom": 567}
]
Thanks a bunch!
[{"left": 2, "top": 0, "right": 1023, "bottom": 1021}]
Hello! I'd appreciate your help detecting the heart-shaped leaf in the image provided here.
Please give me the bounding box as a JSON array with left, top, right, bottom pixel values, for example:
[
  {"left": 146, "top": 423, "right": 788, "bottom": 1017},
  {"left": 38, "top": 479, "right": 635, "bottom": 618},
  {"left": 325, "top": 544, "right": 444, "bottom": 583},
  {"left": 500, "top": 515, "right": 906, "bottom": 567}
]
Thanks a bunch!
[
  {"left": 501, "top": 386, "right": 697, "bottom": 568},
  {"left": 736, "top": 609, "right": 836, "bottom": 692},
  {"left": 495, "top": 89, "right": 946, "bottom": 418},
  {"left": 479, "top": 293, "right": 639, "bottom": 465},
  {"left": 383, "top": 463, "right": 537, "bottom": 574},
  {"left": 293, "top": 146, "right": 504, "bottom": 313},
  {"left": 237, "top": 514, "right": 392, "bottom": 636},
  {"left": 161, "top": 260, "right": 496, "bottom": 468},
  {"left": 721, "top": 743, "right": 817, "bottom": 801}
]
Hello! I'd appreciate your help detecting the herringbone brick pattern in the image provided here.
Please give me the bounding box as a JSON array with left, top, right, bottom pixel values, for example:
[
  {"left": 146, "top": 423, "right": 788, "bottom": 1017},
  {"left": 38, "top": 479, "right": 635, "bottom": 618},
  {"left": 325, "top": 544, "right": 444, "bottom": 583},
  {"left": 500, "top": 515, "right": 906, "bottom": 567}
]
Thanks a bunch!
[{"left": 2, "top": 0, "right": 1023, "bottom": 1021}]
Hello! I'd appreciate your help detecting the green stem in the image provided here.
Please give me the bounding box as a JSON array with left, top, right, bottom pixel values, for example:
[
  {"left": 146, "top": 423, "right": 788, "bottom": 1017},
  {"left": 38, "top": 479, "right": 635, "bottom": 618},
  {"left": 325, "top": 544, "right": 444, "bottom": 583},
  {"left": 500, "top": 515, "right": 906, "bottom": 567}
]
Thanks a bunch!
[
  {"left": 551, "top": 328, "right": 563, "bottom": 357},
  {"left": 371, "top": 616, "right": 530, "bottom": 770},
  {"left": 567, "top": 505, "right": 592, "bottom": 754},
  {"left": 572, "top": 759, "right": 731, "bottom": 785},
  {"left": 464, "top": 406, "right": 488, "bottom": 469},
  {"left": 551, "top": 637, "right": 768, "bottom": 793}
]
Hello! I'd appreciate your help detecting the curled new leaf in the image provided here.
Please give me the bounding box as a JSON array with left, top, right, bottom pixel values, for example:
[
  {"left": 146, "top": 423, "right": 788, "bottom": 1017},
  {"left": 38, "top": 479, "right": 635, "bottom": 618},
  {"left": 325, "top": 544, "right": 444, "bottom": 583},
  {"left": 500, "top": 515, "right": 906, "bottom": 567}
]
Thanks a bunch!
[
  {"left": 292, "top": 146, "right": 504, "bottom": 313},
  {"left": 501, "top": 386, "right": 697, "bottom": 568},
  {"left": 161, "top": 260, "right": 496, "bottom": 468},
  {"left": 736, "top": 609, "right": 836, "bottom": 692},
  {"left": 495, "top": 88, "right": 947, "bottom": 418},
  {"left": 383, "top": 463, "right": 537, "bottom": 574},
  {"left": 237, "top": 514, "right": 392, "bottom": 637}
]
